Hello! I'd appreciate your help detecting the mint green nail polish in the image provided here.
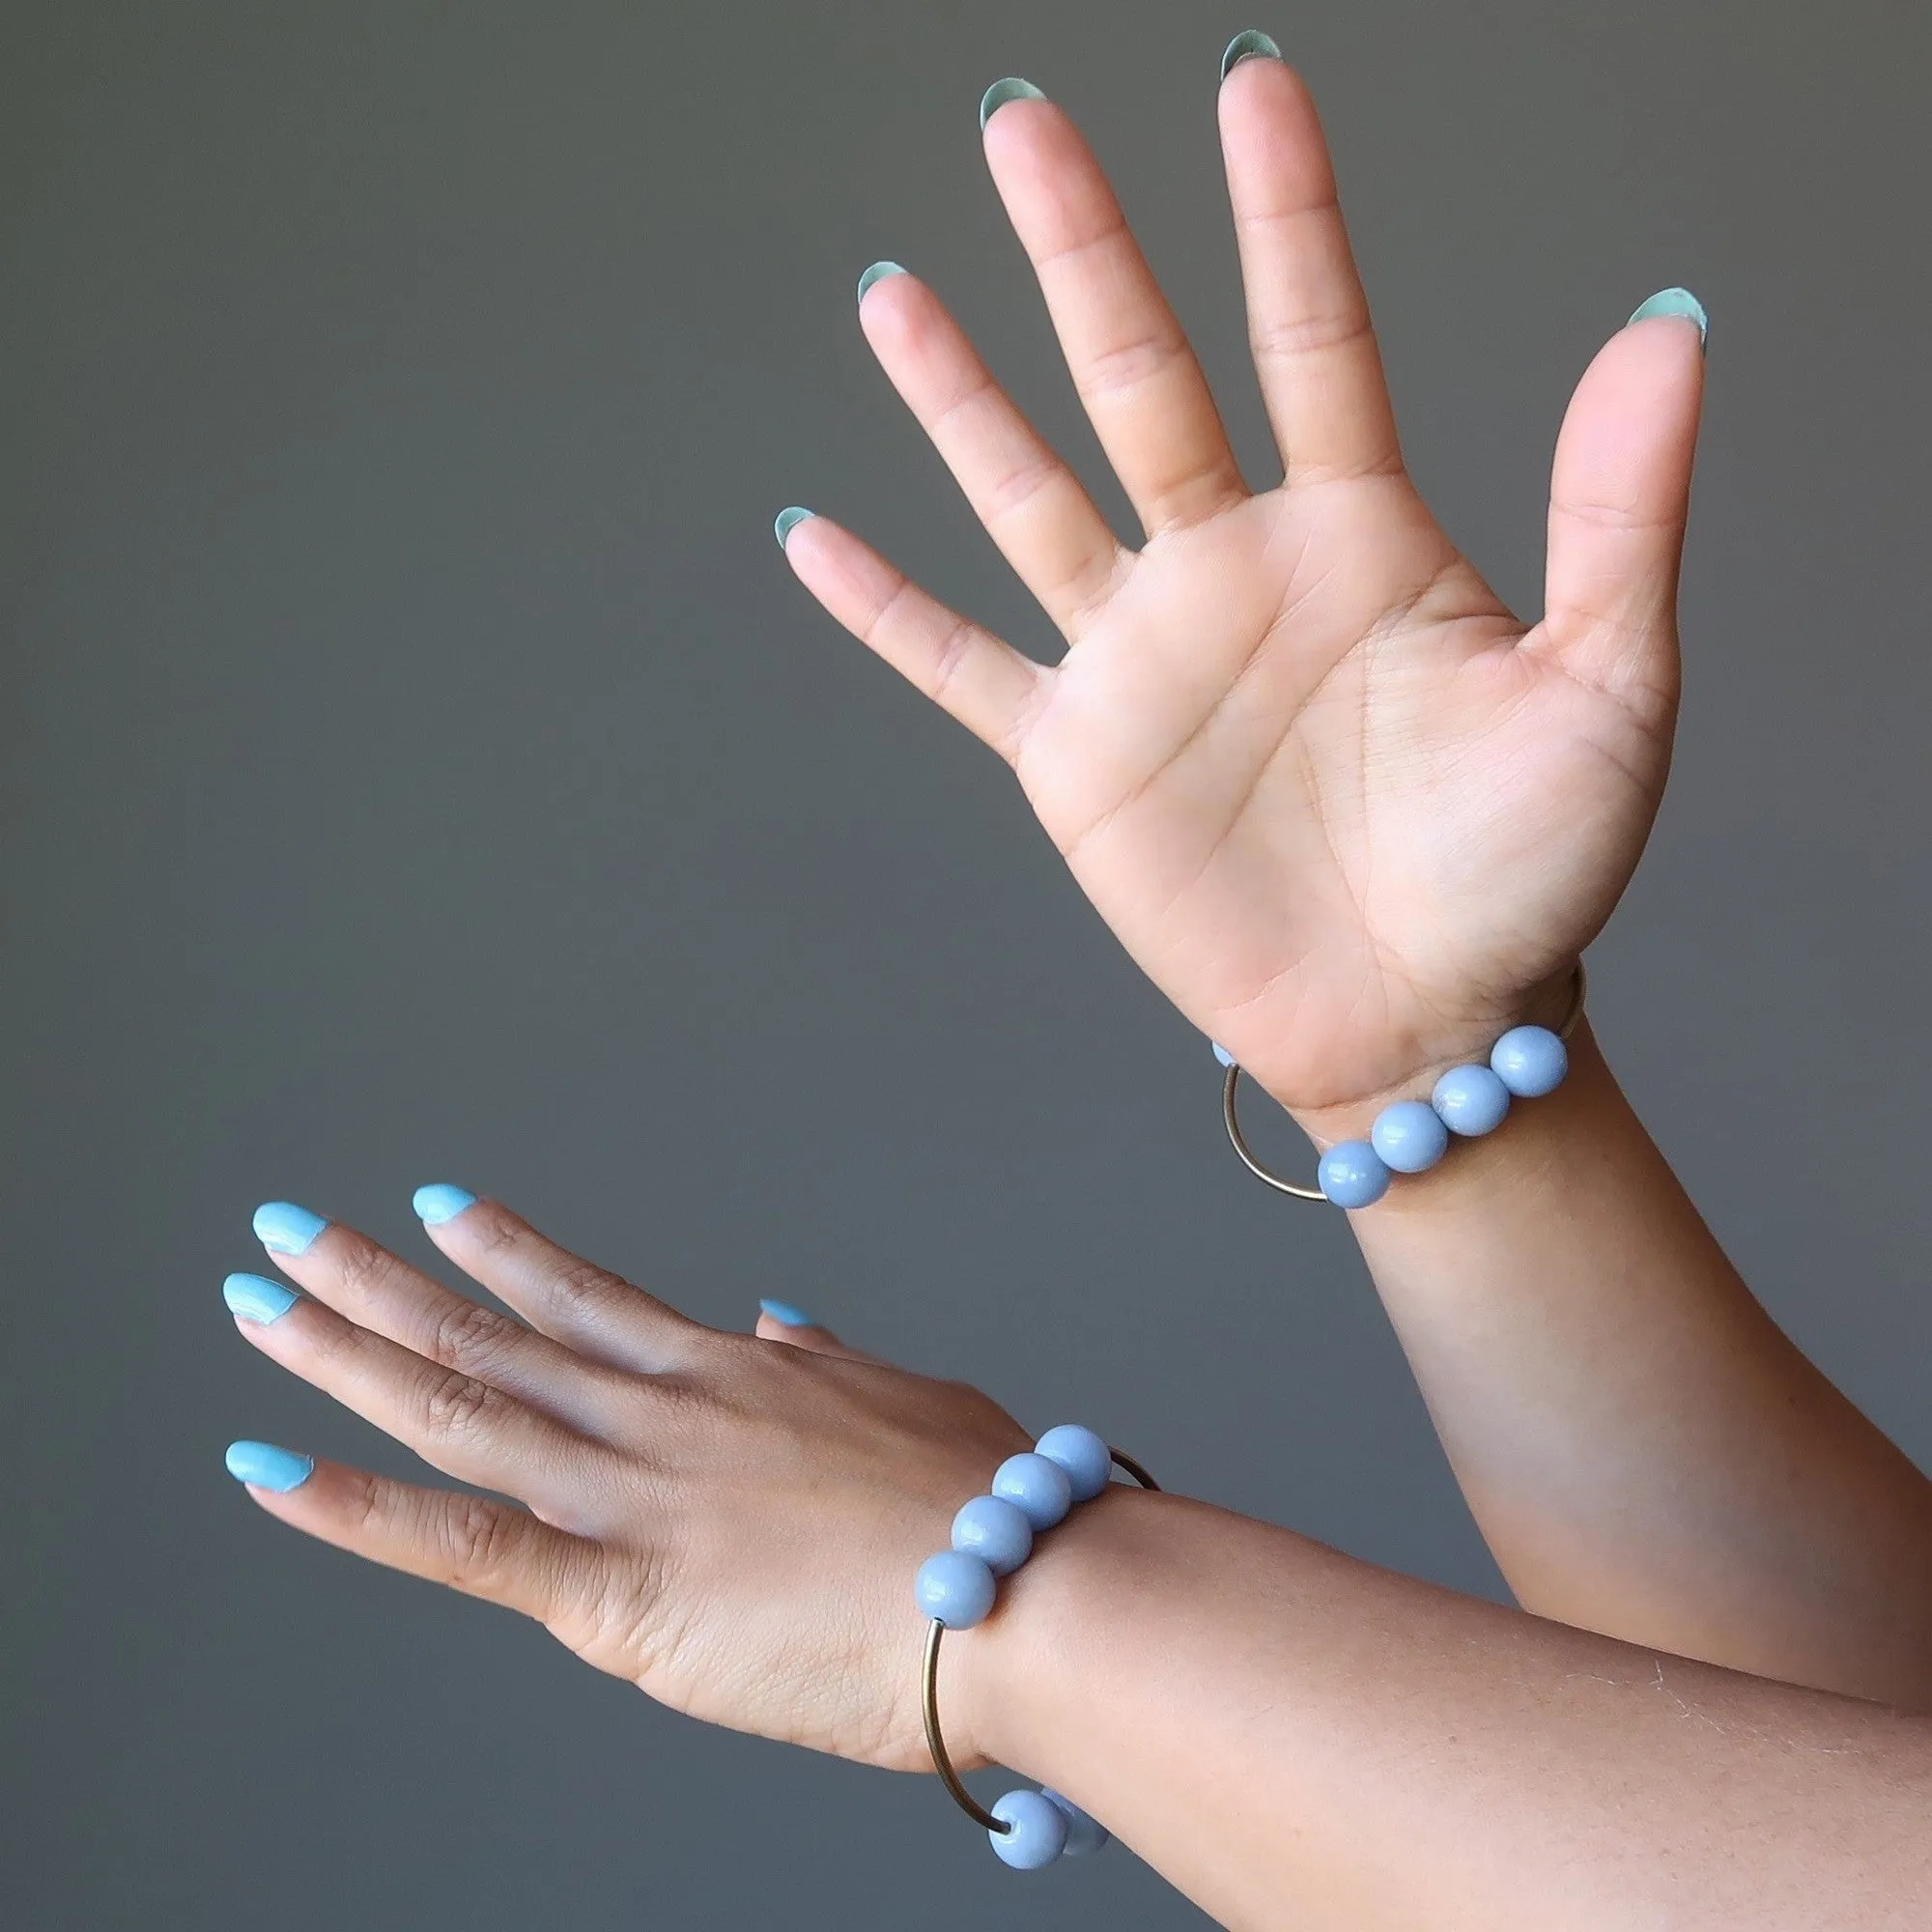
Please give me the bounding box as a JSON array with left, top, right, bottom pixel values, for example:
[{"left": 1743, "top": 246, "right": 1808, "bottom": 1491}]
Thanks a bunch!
[
  {"left": 857, "top": 260, "right": 906, "bottom": 305},
  {"left": 1220, "top": 30, "right": 1282, "bottom": 79},
  {"left": 774, "top": 506, "right": 813, "bottom": 549},
  {"left": 980, "top": 77, "right": 1045, "bottom": 131},
  {"left": 1628, "top": 286, "right": 1708, "bottom": 347}
]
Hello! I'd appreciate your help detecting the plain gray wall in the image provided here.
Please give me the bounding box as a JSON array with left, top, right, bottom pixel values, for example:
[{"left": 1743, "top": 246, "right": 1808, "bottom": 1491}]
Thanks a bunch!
[{"left": 5, "top": 1, "right": 1930, "bottom": 1924}]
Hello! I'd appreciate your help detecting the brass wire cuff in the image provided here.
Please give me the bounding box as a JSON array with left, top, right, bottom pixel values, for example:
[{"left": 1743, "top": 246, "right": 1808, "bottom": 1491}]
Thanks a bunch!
[
  {"left": 923, "top": 1450, "right": 1160, "bottom": 1833},
  {"left": 1221, "top": 962, "right": 1588, "bottom": 1202}
]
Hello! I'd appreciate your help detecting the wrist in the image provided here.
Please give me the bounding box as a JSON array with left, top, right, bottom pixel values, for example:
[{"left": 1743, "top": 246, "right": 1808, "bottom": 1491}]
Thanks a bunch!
[{"left": 1273, "top": 961, "right": 1582, "bottom": 1151}]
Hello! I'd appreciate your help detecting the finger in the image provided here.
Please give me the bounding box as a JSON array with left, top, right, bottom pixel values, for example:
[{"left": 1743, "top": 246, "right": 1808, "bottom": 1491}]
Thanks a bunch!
[
  {"left": 1218, "top": 50, "right": 1403, "bottom": 485},
  {"left": 778, "top": 511, "right": 1047, "bottom": 765},
  {"left": 981, "top": 86, "right": 1246, "bottom": 534},
  {"left": 233, "top": 1285, "right": 604, "bottom": 1514},
  {"left": 412, "top": 1187, "right": 706, "bottom": 1378},
  {"left": 753, "top": 1299, "right": 876, "bottom": 1363},
  {"left": 857, "top": 266, "right": 1124, "bottom": 636},
  {"left": 1533, "top": 296, "right": 1706, "bottom": 704},
  {"left": 242, "top": 1205, "right": 618, "bottom": 1435},
  {"left": 229, "top": 1447, "right": 605, "bottom": 1635}
]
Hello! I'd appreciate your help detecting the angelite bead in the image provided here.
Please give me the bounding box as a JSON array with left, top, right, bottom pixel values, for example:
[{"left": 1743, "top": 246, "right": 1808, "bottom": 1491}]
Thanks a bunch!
[
  {"left": 991, "top": 1452, "right": 1073, "bottom": 1530},
  {"left": 1317, "top": 1140, "right": 1391, "bottom": 1209},
  {"left": 989, "top": 1789, "right": 1070, "bottom": 1870},
  {"left": 1432, "top": 1063, "right": 1512, "bottom": 1136},
  {"left": 1369, "top": 1098, "right": 1450, "bottom": 1175},
  {"left": 915, "top": 1549, "right": 997, "bottom": 1629},
  {"left": 951, "top": 1494, "right": 1034, "bottom": 1577},
  {"left": 1041, "top": 1788, "right": 1110, "bottom": 1856},
  {"left": 1034, "top": 1424, "right": 1112, "bottom": 1503},
  {"left": 1491, "top": 1024, "right": 1568, "bottom": 1098}
]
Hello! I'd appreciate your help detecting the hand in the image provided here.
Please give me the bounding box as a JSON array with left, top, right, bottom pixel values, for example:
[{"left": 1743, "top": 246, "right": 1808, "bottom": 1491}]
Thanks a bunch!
[
  {"left": 224, "top": 1194, "right": 1031, "bottom": 1769},
  {"left": 779, "top": 52, "right": 1706, "bottom": 1131}
]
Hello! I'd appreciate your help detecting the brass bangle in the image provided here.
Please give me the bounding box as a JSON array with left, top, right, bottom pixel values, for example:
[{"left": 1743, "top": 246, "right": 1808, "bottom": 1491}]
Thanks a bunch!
[
  {"left": 1221, "top": 962, "right": 1588, "bottom": 1202},
  {"left": 923, "top": 1449, "right": 1159, "bottom": 1833}
]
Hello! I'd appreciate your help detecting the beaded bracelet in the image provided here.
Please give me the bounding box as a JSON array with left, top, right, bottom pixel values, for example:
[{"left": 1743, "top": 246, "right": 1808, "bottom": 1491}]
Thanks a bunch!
[
  {"left": 1213, "top": 962, "right": 1586, "bottom": 1207},
  {"left": 913, "top": 1425, "right": 1158, "bottom": 1870}
]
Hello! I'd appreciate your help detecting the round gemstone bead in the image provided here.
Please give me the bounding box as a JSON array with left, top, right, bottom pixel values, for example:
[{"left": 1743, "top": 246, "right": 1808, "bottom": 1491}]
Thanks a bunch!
[
  {"left": 914, "top": 1549, "right": 997, "bottom": 1629},
  {"left": 988, "top": 1788, "right": 1070, "bottom": 1869},
  {"left": 1034, "top": 1424, "right": 1112, "bottom": 1503},
  {"left": 1369, "top": 1098, "right": 1450, "bottom": 1175},
  {"left": 1431, "top": 1063, "right": 1512, "bottom": 1136},
  {"left": 1211, "top": 1040, "right": 1236, "bottom": 1068},
  {"left": 1040, "top": 1788, "right": 1110, "bottom": 1856},
  {"left": 1491, "top": 1024, "right": 1568, "bottom": 1097},
  {"left": 991, "top": 1452, "right": 1073, "bottom": 1530},
  {"left": 951, "top": 1494, "right": 1034, "bottom": 1577},
  {"left": 1317, "top": 1139, "right": 1392, "bottom": 1208}
]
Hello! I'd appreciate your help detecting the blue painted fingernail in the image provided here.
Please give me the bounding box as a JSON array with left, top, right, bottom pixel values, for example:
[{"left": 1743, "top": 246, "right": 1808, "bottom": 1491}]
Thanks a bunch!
[
  {"left": 412, "top": 1183, "right": 478, "bottom": 1227},
  {"left": 252, "top": 1202, "right": 327, "bottom": 1256},
  {"left": 1220, "top": 30, "right": 1283, "bottom": 79},
  {"left": 223, "top": 1272, "right": 299, "bottom": 1324},
  {"left": 1628, "top": 286, "right": 1708, "bottom": 348},
  {"left": 774, "top": 505, "right": 813, "bottom": 549},
  {"left": 225, "top": 1440, "right": 314, "bottom": 1492},
  {"left": 759, "top": 1298, "right": 817, "bottom": 1328},
  {"left": 857, "top": 260, "right": 906, "bottom": 305},
  {"left": 980, "top": 77, "right": 1045, "bottom": 130}
]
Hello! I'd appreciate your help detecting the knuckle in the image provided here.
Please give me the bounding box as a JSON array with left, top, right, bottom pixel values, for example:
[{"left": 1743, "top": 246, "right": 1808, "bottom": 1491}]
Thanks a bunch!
[
  {"left": 428, "top": 1297, "right": 525, "bottom": 1375},
  {"left": 544, "top": 1258, "right": 624, "bottom": 1321},
  {"left": 1251, "top": 301, "right": 1373, "bottom": 367},
  {"left": 420, "top": 1367, "right": 505, "bottom": 1444},
  {"left": 1075, "top": 328, "right": 1188, "bottom": 406},
  {"left": 329, "top": 1236, "right": 401, "bottom": 1308},
  {"left": 440, "top": 1493, "right": 521, "bottom": 1589}
]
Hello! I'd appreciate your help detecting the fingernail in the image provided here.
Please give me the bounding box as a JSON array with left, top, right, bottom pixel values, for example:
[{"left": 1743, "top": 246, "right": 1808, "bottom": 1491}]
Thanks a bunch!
[
  {"left": 856, "top": 260, "right": 906, "bottom": 305},
  {"left": 1220, "top": 29, "right": 1283, "bottom": 79},
  {"left": 225, "top": 1439, "right": 314, "bottom": 1492},
  {"left": 412, "top": 1183, "right": 478, "bottom": 1227},
  {"left": 774, "top": 505, "right": 813, "bottom": 549},
  {"left": 1628, "top": 286, "right": 1708, "bottom": 348},
  {"left": 980, "top": 77, "right": 1045, "bottom": 130},
  {"left": 759, "top": 1297, "right": 817, "bottom": 1328},
  {"left": 223, "top": 1272, "right": 299, "bottom": 1324},
  {"left": 252, "top": 1202, "right": 327, "bottom": 1257}
]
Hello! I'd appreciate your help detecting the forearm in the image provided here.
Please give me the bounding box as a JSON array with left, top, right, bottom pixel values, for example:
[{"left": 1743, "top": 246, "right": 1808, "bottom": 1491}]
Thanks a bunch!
[
  {"left": 1323, "top": 1018, "right": 1932, "bottom": 1704},
  {"left": 962, "top": 1488, "right": 1932, "bottom": 1930}
]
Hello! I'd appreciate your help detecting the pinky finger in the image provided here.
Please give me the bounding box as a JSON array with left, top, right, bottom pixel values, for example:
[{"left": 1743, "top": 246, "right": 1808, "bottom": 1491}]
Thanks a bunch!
[
  {"left": 227, "top": 1443, "right": 599, "bottom": 1626},
  {"left": 777, "top": 510, "right": 1048, "bottom": 766}
]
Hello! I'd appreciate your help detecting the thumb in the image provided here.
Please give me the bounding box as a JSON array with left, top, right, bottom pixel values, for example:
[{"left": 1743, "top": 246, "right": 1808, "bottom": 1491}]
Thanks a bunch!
[
  {"left": 1537, "top": 290, "right": 1707, "bottom": 705},
  {"left": 754, "top": 1299, "right": 876, "bottom": 1362}
]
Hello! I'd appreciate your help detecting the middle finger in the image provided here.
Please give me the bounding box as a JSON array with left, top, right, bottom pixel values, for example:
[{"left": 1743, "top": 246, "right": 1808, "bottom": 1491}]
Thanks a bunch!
[{"left": 981, "top": 85, "right": 1246, "bottom": 537}]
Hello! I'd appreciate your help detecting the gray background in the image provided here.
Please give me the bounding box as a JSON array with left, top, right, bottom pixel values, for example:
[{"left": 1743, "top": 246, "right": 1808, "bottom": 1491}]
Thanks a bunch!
[{"left": 4, "top": 0, "right": 1928, "bottom": 1924}]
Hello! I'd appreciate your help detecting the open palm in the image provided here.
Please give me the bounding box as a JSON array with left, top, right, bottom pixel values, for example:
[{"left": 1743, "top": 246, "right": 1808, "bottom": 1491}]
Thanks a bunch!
[{"left": 781, "top": 50, "right": 1705, "bottom": 1127}]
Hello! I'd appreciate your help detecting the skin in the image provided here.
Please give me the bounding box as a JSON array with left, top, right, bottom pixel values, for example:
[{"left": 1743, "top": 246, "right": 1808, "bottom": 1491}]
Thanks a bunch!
[
  {"left": 775, "top": 55, "right": 1932, "bottom": 1701},
  {"left": 228, "top": 44, "right": 1932, "bottom": 1926},
  {"left": 232, "top": 1199, "right": 1932, "bottom": 1927}
]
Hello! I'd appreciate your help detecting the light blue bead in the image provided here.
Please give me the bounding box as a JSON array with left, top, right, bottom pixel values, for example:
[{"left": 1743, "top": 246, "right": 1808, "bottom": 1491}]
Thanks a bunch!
[
  {"left": 1034, "top": 1424, "right": 1112, "bottom": 1502},
  {"left": 952, "top": 1494, "right": 1034, "bottom": 1577},
  {"left": 914, "top": 1549, "right": 997, "bottom": 1629},
  {"left": 1432, "top": 1064, "right": 1512, "bottom": 1136},
  {"left": 991, "top": 1452, "right": 1072, "bottom": 1530},
  {"left": 1210, "top": 1039, "right": 1236, "bottom": 1068},
  {"left": 1370, "top": 1098, "right": 1450, "bottom": 1175},
  {"left": 989, "top": 1789, "right": 1069, "bottom": 1869},
  {"left": 1041, "top": 1788, "right": 1110, "bottom": 1856},
  {"left": 1491, "top": 1024, "right": 1569, "bottom": 1098},
  {"left": 1317, "top": 1140, "right": 1391, "bottom": 1208}
]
